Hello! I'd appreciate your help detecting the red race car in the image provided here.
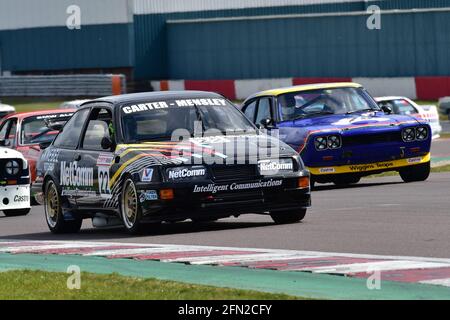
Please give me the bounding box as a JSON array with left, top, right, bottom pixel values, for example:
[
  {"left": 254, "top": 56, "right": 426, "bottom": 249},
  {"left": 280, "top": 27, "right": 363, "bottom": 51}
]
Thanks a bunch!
[{"left": 0, "top": 109, "right": 74, "bottom": 202}]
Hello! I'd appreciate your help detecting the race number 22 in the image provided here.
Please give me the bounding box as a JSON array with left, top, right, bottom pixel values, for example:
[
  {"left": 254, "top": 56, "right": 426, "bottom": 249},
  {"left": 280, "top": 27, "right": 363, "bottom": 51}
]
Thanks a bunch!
[{"left": 98, "top": 166, "right": 111, "bottom": 199}]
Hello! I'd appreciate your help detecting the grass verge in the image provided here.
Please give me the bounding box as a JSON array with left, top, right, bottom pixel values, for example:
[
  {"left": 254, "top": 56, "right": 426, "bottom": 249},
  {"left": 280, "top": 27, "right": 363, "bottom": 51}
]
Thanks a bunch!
[
  {"left": 430, "top": 164, "right": 450, "bottom": 173},
  {"left": 0, "top": 270, "right": 298, "bottom": 300},
  {"left": 365, "top": 164, "right": 450, "bottom": 178},
  {"left": 1, "top": 98, "right": 64, "bottom": 113}
]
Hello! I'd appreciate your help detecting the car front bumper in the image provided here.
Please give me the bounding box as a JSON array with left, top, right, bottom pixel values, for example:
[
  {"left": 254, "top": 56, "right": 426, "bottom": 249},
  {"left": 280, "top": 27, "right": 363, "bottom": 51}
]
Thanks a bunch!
[
  {"left": 0, "top": 184, "right": 31, "bottom": 211},
  {"left": 307, "top": 152, "right": 430, "bottom": 177},
  {"left": 136, "top": 176, "right": 311, "bottom": 221}
]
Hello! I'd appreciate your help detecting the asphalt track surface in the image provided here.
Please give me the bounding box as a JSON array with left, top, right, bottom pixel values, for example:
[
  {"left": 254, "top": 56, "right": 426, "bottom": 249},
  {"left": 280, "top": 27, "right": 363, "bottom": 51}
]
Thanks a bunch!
[
  {"left": 432, "top": 138, "right": 450, "bottom": 159},
  {"left": 0, "top": 140, "right": 449, "bottom": 259}
]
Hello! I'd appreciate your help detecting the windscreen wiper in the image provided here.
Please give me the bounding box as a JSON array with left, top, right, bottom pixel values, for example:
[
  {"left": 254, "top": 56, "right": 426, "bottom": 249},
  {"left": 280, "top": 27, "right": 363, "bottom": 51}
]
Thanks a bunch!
[
  {"left": 346, "top": 108, "right": 376, "bottom": 115},
  {"left": 293, "top": 110, "right": 335, "bottom": 120}
]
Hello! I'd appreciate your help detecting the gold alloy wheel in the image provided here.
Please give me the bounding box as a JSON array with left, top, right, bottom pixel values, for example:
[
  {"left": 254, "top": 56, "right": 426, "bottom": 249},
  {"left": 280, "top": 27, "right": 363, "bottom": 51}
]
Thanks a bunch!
[
  {"left": 45, "top": 182, "right": 59, "bottom": 228},
  {"left": 122, "top": 180, "right": 138, "bottom": 229}
]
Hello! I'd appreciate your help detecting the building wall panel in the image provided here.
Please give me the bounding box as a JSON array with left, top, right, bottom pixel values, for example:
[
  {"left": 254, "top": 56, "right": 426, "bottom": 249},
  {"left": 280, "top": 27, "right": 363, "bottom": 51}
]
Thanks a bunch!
[
  {"left": 133, "top": 1, "right": 367, "bottom": 79},
  {"left": 0, "top": 23, "right": 134, "bottom": 73},
  {"left": 166, "top": 10, "right": 450, "bottom": 80}
]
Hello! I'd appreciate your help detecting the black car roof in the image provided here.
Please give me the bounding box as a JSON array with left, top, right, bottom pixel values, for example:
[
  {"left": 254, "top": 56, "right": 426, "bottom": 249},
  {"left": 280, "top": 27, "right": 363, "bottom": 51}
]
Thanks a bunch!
[{"left": 86, "top": 91, "right": 225, "bottom": 107}]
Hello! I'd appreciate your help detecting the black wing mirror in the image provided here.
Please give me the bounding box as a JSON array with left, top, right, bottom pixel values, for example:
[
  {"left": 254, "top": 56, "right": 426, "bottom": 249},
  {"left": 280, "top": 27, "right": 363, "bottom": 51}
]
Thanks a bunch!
[
  {"left": 381, "top": 105, "right": 393, "bottom": 114},
  {"left": 44, "top": 119, "right": 65, "bottom": 131},
  {"left": 101, "top": 137, "right": 114, "bottom": 150},
  {"left": 39, "top": 141, "right": 52, "bottom": 150},
  {"left": 260, "top": 118, "right": 275, "bottom": 129},
  {"left": 0, "top": 139, "right": 10, "bottom": 147},
  {"left": 47, "top": 123, "right": 64, "bottom": 131}
]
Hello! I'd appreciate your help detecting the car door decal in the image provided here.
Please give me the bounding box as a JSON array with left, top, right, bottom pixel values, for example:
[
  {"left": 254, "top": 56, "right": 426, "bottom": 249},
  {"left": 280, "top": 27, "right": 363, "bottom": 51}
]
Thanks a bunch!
[{"left": 97, "top": 153, "right": 114, "bottom": 199}]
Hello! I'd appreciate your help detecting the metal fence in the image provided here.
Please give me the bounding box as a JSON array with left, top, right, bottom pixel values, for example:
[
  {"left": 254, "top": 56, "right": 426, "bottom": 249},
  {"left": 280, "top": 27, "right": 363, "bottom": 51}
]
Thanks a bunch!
[{"left": 0, "top": 74, "right": 126, "bottom": 97}]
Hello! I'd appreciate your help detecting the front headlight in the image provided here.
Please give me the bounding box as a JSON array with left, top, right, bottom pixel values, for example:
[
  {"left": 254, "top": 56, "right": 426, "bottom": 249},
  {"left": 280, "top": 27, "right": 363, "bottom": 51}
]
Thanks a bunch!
[
  {"left": 314, "top": 137, "right": 328, "bottom": 151},
  {"left": 416, "top": 126, "right": 428, "bottom": 141},
  {"left": 314, "top": 135, "right": 342, "bottom": 151},
  {"left": 5, "top": 160, "right": 21, "bottom": 176},
  {"left": 327, "top": 135, "right": 342, "bottom": 149},
  {"left": 402, "top": 128, "right": 416, "bottom": 142}
]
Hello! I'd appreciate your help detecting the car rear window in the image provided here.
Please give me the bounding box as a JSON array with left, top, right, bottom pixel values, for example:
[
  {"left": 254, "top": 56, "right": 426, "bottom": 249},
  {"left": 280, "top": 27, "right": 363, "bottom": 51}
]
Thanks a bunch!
[{"left": 21, "top": 113, "right": 73, "bottom": 145}]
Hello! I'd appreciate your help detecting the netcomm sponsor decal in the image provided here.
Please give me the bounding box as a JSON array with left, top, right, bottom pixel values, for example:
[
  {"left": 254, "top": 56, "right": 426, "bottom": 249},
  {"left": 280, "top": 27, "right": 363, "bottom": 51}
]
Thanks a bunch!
[
  {"left": 193, "top": 179, "right": 282, "bottom": 194},
  {"left": 60, "top": 161, "right": 94, "bottom": 187},
  {"left": 168, "top": 167, "right": 206, "bottom": 180},
  {"left": 259, "top": 160, "right": 293, "bottom": 173}
]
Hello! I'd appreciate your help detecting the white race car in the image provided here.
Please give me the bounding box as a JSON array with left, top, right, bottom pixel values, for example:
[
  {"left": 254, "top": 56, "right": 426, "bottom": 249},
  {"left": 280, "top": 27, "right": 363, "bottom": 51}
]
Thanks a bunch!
[
  {"left": 0, "top": 147, "right": 31, "bottom": 216},
  {"left": 59, "top": 99, "right": 91, "bottom": 109},
  {"left": 376, "top": 96, "right": 442, "bottom": 139},
  {"left": 0, "top": 103, "right": 16, "bottom": 119}
]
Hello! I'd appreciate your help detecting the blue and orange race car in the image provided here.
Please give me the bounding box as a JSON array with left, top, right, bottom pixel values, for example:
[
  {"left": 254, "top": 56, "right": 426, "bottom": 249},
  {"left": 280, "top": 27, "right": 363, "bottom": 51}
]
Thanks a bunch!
[{"left": 242, "top": 83, "right": 432, "bottom": 187}]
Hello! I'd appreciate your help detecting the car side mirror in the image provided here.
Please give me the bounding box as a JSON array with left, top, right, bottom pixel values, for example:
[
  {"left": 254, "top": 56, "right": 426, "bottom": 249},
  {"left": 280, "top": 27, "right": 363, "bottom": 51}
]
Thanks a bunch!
[
  {"left": 47, "top": 123, "right": 64, "bottom": 131},
  {"left": 0, "top": 139, "right": 10, "bottom": 147},
  {"left": 39, "top": 141, "right": 52, "bottom": 150},
  {"left": 381, "top": 105, "right": 392, "bottom": 114},
  {"left": 101, "top": 137, "right": 114, "bottom": 150},
  {"left": 260, "top": 118, "right": 275, "bottom": 129}
]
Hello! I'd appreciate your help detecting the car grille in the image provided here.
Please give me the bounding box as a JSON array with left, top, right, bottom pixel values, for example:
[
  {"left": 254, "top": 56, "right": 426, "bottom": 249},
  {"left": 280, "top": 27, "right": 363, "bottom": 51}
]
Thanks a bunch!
[
  {"left": 211, "top": 165, "right": 258, "bottom": 182},
  {"left": 343, "top": 132, "right": 402, "bottom": 146},
  {"left": 212, "top": 190, "right": 263, "bottom": 202}
]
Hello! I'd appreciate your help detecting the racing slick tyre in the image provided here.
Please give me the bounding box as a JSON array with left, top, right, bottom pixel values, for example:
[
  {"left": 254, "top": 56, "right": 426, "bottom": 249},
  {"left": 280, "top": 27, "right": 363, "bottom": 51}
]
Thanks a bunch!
[
  {"left": 120, "top": 178, "right": 146, "bottom": 234},
  {"left": 310, "top": 178, "right": 316, "bottom": 190},
  {"left": 333, "top": 175, "right": 361, "bottom": 186},
  {"left": 399, "top": 161, "right": 431, "bottom": 183},
  {"left": 270, "top": 209, "right": 307, "bottom": 224},
  {"left": 44, "top": 180, "right": 82, "bottom": 234},
  {"left": 3, "top": 208, "right": 30, "bottom": 217},
  {"left": 31, "top": 196, "right": 40, "bottom": 206}
]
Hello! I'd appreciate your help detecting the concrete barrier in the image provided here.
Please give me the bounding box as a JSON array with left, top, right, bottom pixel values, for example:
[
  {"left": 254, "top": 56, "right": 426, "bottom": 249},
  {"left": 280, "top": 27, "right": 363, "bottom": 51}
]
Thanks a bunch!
[
  {"left": 0, "top": 74, "right": 126, "bottom": 97},
  {"left": 151, "top": 77, "right": 450, "bottom": 101}
]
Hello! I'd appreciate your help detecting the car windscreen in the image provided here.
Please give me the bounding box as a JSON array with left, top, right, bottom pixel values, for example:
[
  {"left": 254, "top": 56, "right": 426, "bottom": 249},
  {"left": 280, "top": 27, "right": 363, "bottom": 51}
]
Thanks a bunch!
[
  {"left": 21, "top": 113, "right": 73, "bottom": 145},
  {"left": 277, "top": 87, "right": 380, "bottom": 121},
  {"left": 121, "top": 98, "right": 256, "bottom": 143}
]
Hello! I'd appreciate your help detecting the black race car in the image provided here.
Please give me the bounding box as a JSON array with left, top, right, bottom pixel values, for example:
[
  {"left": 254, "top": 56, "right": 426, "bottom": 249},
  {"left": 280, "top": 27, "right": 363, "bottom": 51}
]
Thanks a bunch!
[{"left": 33, "top": 91, "right": 311, "bottom": 234}]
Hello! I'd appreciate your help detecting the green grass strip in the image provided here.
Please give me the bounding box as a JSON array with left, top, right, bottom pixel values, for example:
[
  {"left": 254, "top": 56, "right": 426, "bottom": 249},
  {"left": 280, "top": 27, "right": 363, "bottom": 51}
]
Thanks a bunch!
[{"left": 0, "top": 270, "right": 297, "bottom": 300}]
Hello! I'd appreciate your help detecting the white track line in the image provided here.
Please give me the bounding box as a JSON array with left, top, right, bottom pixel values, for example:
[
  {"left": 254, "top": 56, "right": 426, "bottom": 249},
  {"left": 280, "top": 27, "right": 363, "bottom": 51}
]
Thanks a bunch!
[
  {"left": 0, "top": 243, "right": 115, "bottom": 253},
  {"left": 166, "top": 253, "right": 329, "bottom": 265},
  {"left": 84, "top": 246, "right": 233, "bottom": 257},
  {"left": 420, "top": 278, "right": 450, "bottom": 287},
  {"left": 304, "top": 261, "right": 450, "bottom": 274}
]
